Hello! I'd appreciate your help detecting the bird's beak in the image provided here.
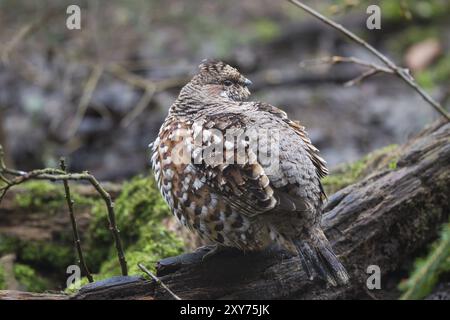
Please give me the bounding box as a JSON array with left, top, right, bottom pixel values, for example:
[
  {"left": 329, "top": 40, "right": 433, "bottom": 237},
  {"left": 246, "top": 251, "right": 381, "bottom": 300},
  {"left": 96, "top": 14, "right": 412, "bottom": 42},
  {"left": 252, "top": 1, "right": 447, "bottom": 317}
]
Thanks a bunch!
[{"left": 244, "top": 78, "right": 253, "bottom": 87}]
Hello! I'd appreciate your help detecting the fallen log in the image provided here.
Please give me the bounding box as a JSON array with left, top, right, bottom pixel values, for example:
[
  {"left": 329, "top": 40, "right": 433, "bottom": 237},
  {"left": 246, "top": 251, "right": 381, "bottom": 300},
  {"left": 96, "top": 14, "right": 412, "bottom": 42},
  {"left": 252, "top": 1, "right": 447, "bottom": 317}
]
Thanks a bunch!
[
  {"left": 1, "top": 119, "right": 449, "bottom": 300},
  {"left": 0, "top": 290, "right": 67, "bottom": 300},
  {"left": 0, "top": 183, "right": 121, "bottom": 242}
]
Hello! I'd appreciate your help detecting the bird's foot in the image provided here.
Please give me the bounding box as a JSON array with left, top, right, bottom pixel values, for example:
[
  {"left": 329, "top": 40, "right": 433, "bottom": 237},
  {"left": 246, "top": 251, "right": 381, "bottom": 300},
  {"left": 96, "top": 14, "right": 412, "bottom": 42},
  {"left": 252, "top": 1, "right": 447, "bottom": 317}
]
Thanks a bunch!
[{"left": 196, "top": 244, "right": 226, "bottom": 261}]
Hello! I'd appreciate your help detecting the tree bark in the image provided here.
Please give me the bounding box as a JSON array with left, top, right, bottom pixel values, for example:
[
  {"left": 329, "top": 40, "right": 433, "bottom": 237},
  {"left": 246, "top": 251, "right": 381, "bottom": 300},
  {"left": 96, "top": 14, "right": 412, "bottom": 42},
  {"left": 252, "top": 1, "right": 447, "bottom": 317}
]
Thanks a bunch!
[{"left": 1, "top": 119, "right": 449, "bottom": 300}]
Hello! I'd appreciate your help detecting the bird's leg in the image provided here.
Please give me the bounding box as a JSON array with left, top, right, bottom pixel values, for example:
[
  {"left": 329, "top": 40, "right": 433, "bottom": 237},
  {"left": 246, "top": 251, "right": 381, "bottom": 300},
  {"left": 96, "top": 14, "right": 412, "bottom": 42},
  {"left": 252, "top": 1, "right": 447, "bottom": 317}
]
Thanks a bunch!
[{"left": 196, "top": 244, "right": 227, "bottom": 261}]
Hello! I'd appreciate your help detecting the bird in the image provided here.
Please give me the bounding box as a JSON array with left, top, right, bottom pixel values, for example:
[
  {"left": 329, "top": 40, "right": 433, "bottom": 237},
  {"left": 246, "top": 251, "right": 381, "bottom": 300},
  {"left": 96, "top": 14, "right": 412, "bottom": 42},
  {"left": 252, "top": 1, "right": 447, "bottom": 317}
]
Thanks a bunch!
[{"left": 150, "top": 60, "right": 349, "bottom": 286}]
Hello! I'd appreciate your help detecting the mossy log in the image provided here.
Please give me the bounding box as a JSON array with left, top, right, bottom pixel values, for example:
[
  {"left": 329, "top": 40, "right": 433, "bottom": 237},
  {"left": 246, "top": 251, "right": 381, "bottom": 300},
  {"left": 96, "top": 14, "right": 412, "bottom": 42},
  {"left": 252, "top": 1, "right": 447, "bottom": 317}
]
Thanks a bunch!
[
  {"left": 1, "top": 119, "right": 449, "bottom": 300},
  {"left": 0, "top": 183, "right": 122, "bottom": 242}
]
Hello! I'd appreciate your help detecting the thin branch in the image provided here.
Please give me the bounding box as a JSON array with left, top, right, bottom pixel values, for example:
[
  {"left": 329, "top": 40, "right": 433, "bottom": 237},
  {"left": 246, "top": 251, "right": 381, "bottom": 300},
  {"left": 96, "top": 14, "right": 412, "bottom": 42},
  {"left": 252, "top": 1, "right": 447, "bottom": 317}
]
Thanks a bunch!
[
  {"left": 300, "top": 55, "right": 394, "bottom": 86},
  {"left": 77, "top": 61, "right": 188, "bottom": 129},
  {"left": 0, "top": 10, "right": 58, "bottom": 65},
  {"left": 106, "top": 63, "right": 154, "bottom": 91},
  {"left": 138, "top": 263, "right": 181, "bottom": 300},
  {"left": 0, "top": 145, "right": 128, "bottom": 276},
  {"left": 344, "top": 68, "right": 379, "bottom": 87},
  {"left": 60, "top": 158, "right": 94, "bottom": 283},
  {"left": 0, "top": 147, "right": 25, "bottom": 177},
  {"left": 1, "top": 24, "right": 35, "bottom": 64},
  {"left": 104, "top": 62, "right": 188, "bottom": 127},
  {"left": 120, "top": 86, "right": 156, "bottom": 128},
  {"left": 300, "top": 56, "right": 393, "bottom": 74},
  {"left": 106, "top": 63, "right": 188, "bottom": 92},
  {"left": 288, "top": 0, "right": 450, "bottom": 121},
  {"left": 67, "top": 64, "right": 104, "bottom": 139}
]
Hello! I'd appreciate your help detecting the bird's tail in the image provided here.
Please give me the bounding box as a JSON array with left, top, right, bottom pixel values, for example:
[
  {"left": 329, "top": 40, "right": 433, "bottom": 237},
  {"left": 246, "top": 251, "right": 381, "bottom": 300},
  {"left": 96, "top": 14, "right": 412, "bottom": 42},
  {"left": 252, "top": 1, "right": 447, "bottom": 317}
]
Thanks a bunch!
[{"left": 294, "top": 229, "right": 349, "bottom": 286}]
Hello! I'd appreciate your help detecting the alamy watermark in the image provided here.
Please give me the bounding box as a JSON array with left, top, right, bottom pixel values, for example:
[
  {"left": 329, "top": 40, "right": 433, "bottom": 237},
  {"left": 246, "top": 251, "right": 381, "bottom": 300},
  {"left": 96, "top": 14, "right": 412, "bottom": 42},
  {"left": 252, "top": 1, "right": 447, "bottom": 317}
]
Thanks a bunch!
[
  {"left": 166, "top": 124, "right": 281, "bottom": 170},
  {"left": 66, "top": 5, "right": 81, "bottom": 30},
  {"left": 66, "top": 264, "right": 81, "bottom": 290},
  {"left": 366, "top": 5, "right": 381, "bottom": 30},
  {"left": 65, "top": 4, "right": 382, "bottom": 31},
  {"left": 366, "top": 265, "right": 381, "bottom": 290}
]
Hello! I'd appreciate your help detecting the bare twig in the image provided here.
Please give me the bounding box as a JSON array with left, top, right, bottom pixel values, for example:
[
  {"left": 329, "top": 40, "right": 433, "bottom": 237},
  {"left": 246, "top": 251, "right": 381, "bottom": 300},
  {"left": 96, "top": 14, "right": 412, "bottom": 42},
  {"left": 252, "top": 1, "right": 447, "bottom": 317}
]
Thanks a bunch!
[
  {"left": 120, "top": 86, "right": 156, "bottom": 128},
  {"left": 60, "top": 158, "right": 94, "bottom": 283},
  {"left": 67, "top": 64, "right": 104, "bottom": 139},
  {"left": 300, "top": 56, "right": 393, "bottom": 75},
  {"left": 67, "top": 61, "right": 188, "bottom": 128},
  {"left": 106, "top": 63, "right": 153, "bottom": 90},
  {"left": 105, "top": 63, "right": 188, "bottom": 127},
  {"left": 345, "top": 68, "right": 378, "bottom": 87},
  {"left": 0, "top": 145, "right": 128, "bottom": 276},
  {"left": 289, "top": 0, "right": 450, "bottom": 121},
  {"left": 1, "top": 10, "right": 60, "bottom": 65},
  {"left": 106, "top": 63, "right": 188, "bottom": 92},
  {"left": 1, "top": 24, "right": 35, "bottom": 64},
  {"left": 138, "top": 263, "right": 181, "bottom": 300},
  {"left": 300, "top": 55, "right": 394, "bottom": 86}
]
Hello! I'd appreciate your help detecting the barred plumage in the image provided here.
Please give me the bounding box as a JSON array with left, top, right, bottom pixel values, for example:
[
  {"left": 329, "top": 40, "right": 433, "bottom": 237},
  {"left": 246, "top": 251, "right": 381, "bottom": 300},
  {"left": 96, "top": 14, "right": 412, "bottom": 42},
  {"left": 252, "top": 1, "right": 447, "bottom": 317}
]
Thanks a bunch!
[{"left": 150, "top": 60, "right": 348, "bottom": 285}]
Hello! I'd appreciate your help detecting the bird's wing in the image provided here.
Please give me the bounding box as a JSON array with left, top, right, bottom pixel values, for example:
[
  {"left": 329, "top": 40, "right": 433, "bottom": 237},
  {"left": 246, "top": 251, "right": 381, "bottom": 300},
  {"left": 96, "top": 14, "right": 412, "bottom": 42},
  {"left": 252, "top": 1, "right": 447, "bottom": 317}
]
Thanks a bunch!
[
  {"left": 241, "top": 102, "right": 328, "bottom": 218},
  {"left": 190, "top": 103, "right": 327, "bottom": 218},
  {"left": 254, "top": 102, "right": 328, "bottom": 180},
  {"left": 189, "top": 111, "right": 278, "bottom": 217}
]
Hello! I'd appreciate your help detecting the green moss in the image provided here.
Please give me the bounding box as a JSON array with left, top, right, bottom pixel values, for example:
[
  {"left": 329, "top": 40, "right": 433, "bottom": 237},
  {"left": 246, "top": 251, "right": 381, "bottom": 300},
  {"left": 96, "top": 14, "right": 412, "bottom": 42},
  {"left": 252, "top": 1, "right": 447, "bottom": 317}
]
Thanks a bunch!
[
  {"left": 99, "top": 221, "right": 184, "bottom": 278},
  {"left": 0, "top": 265, "right": 5, "bottom": 290},
  {"left": 374, "top": 0, "right": 447, "bottom": 21},
  {"left": 60, "top": 174, "right": 183, "bottom": 291},
  {"left": 1, "top": 233, "right": 76, "bottom": 284},
  {"left": 322, "top": 144, "right": 399, "bottom": 194},
  {"left": 115, "top": 175, "right": 171, "bottom": 237},
  {"left": 83, "top": 175, "right": 174, "bottom": 270},
  {"left": 388, "top": 159, "right": 398, "bottom": 170},
  {"left": 387, "top": 26, "right": 438, "bottom": 55},
  {"left": 14, "top": 180, "right": 97, "bottom": 212},
  {"left": 89, "top": 175, "right": 171, "bottom": 246},
  {"left": 0, "top": 260, "right": 48, "bottom": 292},
  {"left": 14, "top": 264, "right": 48, "bottom": 292},
  {"left": 65, "top": 276, "right": 90, "bottom": 295},
  {"left": 416, "top": 72, "right": 435, "bottom": 90},
  {"left": 18, "top": 241, "right": 74, "bottom": 271},
  {"left": 327, "top": 0, "right": 450, "bottom": 21},
  {"left": 14, "top": 181, "right": 65, "bottom": 211},
  {"left": 0, "top": 235, "right": 20, "bottom": 257},
  {"left": 62, "top": 175, "right": 185, "bottom": 293},
  {"left": 416, "top": 55, "right": 450, "bottom": 89},
  {"left": 400, "top": 221, "right": 450, "bottom": 299},
  {"left": 68, "top": 221, "right": 184, "bottom": 293},
  {"left": 2, "top": 174, "right": 185, "bottom": 293},
  {"left": 248, "top": 19, "right": 281, "bottom": 43},
  {"left": 87, "top": 175, "right": 184, "bottom": 278}
]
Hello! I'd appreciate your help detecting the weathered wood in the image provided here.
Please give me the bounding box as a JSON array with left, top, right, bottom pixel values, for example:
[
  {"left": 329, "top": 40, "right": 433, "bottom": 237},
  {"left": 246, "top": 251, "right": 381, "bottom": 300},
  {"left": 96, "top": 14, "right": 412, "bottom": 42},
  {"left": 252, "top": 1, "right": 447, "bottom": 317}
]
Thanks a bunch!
[
  {"left": 0, "top": 290, "right": 68, "bottom": 300},
  {"left": 73, "top": 276, "right": 155, "bottom": 300},
  {"left": 1, "top": 120, "right": 448, "bottom": 300}
]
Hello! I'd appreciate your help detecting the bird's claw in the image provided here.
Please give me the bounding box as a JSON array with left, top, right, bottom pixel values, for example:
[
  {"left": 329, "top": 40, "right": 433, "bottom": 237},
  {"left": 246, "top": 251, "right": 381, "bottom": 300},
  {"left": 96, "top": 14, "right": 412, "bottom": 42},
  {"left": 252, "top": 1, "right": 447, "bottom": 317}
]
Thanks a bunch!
[{"left": 196, "top": 244, "right": 226, "bottom": 261}]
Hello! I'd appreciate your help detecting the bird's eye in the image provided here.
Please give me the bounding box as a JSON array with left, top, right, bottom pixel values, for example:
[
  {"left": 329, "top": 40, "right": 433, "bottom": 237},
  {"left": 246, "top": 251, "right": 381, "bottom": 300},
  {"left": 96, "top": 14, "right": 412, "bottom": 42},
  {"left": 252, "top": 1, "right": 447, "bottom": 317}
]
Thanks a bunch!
[{"left": 223, "top": 80, "right": 233, "bottom": 86}]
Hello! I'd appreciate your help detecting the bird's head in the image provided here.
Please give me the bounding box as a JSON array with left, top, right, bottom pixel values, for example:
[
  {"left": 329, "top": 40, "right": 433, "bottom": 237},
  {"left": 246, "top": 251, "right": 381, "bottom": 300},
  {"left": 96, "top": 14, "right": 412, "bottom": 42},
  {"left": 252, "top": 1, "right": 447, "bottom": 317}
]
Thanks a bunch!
[{"left": 190, "top": 60, "right": 252, "bottom": 102}]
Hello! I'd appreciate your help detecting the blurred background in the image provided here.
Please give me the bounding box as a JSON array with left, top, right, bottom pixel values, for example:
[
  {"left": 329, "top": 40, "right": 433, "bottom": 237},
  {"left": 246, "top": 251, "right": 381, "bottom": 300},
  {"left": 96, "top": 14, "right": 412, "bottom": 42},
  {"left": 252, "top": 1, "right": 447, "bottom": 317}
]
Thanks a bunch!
[
  {"left": 0, "top": 0, "right": 449, "bottom": 295},
  {"left": 1, "top": 0, "right": 448, "bottom": 180}
]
